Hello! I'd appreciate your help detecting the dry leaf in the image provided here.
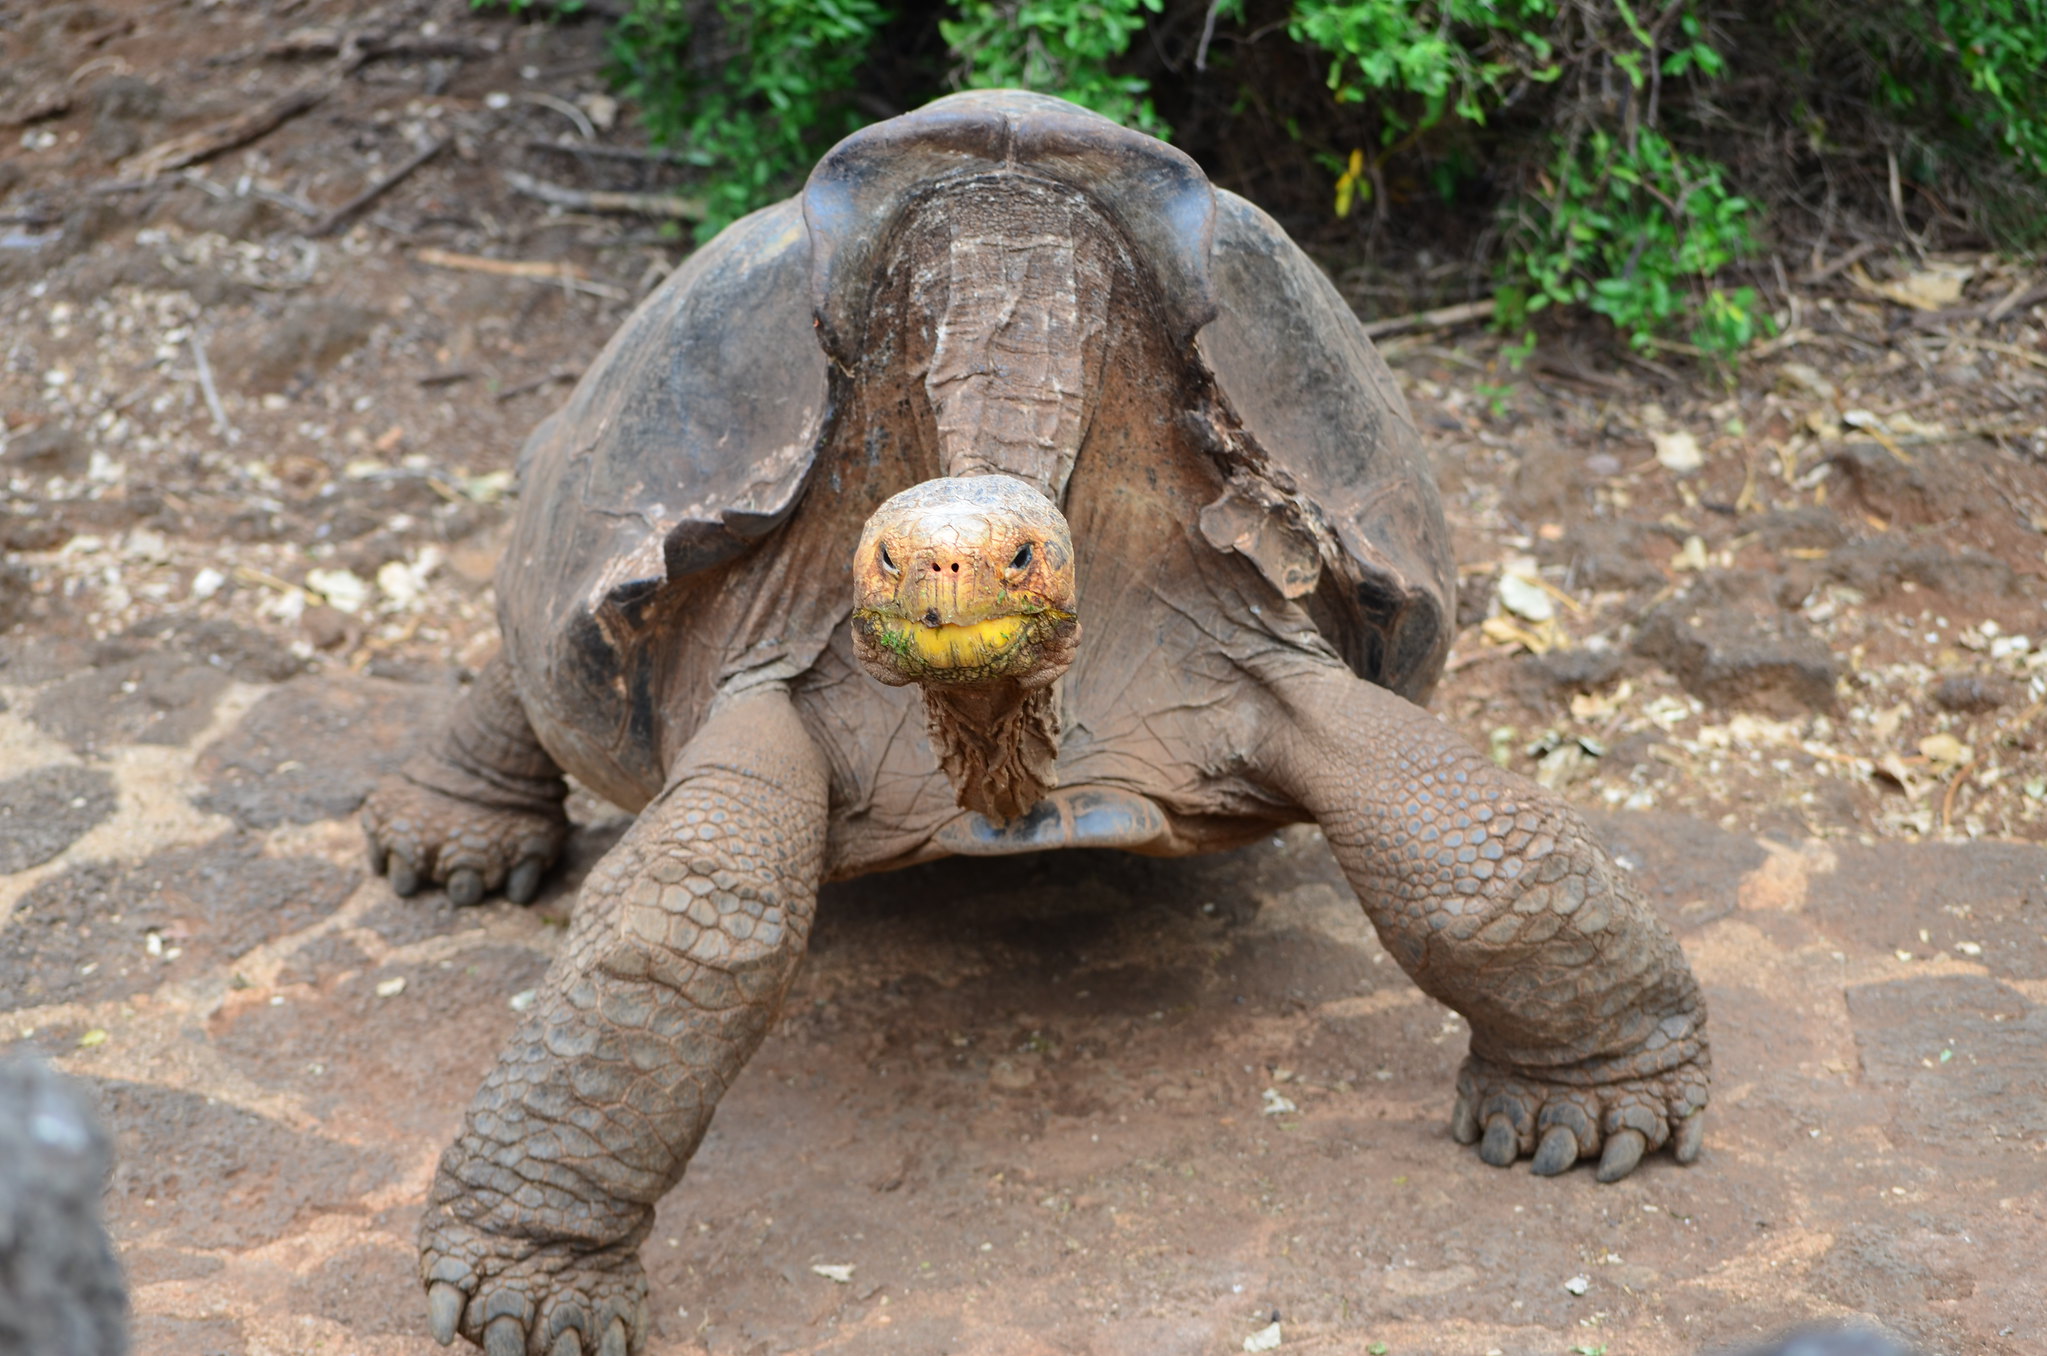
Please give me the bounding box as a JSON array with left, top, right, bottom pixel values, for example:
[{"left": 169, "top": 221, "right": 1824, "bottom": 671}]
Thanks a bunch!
[
  {"left": 1652, "top": 430, "right": 1704, "bottom": 474},
  {"left": 1861, "top": 261, "right": 1971, "bottom": 311},
  {"left": 1497, "top": 571, "right": 1555, "bottom": 623},
  {"left": 1918, "top": 732, "right": 1971, "bottom": 772}
]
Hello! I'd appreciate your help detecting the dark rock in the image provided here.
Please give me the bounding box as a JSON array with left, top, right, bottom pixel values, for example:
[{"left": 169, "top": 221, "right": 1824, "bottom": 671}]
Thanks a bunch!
[
  {"left": 167, "top": 190, "right": 291, "bottom": 243},
  {"left": 1508, "top": 647, "right": 1625, "bottom": 712},
  {"left": 0, "top": 508, "right": 71, "bottom": 552},
  {"left": 1772, "top": 564, "right": 1817, "bottom": 610},
  {"left": 1822, "top": 537, "right": 2018, "bottom": 600},
  {"left": 2, "top": 421, "right": 85, "bottom": 474},
  {"left": 216, "top": 298, "right": 380, "bottom": 395},
  {"left": 0, "top": 764, "right": 116, "bottom": 873},
  {"left": 1825, "top": 442, "right": 1939, "bottom": 523},
  {"left": 29, "top": 650, "right": 230, "bottom": 755},
  {"left": 1845, "top": 973, "right": 2047, "bottom": 1152},
  {"left": 194, "top": 675, "right": 442, "bottom": 828},
  {"left": 1751, "top": 505, "right": 1849, "bottom": 553},
  {"left": 87, "top": 75, "right": 162, "bottom": 163},
  {"left": 92, "top": 1079, "right": 395, "bottom": 1250},
  {"left": 272, "top": 932, "right": 370, "bottom": 987},
  {"left": 0, "top": 634, "right": 93, "bottom": 685},
  {"left": 300, "top": 604, "right": 353, "bottom": 651},
  {"left": 287, "top": 1244, "right": 421, "bottom": 1336},
  {"left": 1932, "top": 673, "right": 2015, "bottom": 713},
  {"left": 1633, "top": 599, "right": 1839, "bottom": 715},
  {"left": 1541, "top": 518, "right": 1669, "bottom": 593},
  {"left": 0, "top": 1053, "right": 129, "bottom": 1356},
  {"left": 0, "top": 835, "right": 357, "bottom": 1008},
  {"left": 0, "top": 560, "right": 30, "bottom": 632},
  {"left": 119, "top": 615, "right": 305, "bottom": 684}
]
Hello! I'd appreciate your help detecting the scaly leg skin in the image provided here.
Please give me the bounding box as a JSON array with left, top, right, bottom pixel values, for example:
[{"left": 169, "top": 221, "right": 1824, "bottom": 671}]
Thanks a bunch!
[
  {"left": 363, "top": 652, "right": 570, "bottom": 906},
  {"left": 1261, "top": 664, "right": 1709, "bottom": 1180},
  {"left": 419, "top": 688, "right": 830, "bottom": 1356}
]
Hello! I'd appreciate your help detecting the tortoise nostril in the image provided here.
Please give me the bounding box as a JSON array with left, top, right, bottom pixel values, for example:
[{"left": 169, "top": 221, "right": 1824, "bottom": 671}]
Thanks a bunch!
[
  {"left": 950, "top": 562, "right": 960, "bottom": 572},
  {"left": 922, "top": 609, "right": 940, "bottom": 627}
]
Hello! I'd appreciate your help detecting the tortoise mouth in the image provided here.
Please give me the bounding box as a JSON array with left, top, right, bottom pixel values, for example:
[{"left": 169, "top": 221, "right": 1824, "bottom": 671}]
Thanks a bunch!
[{"left": 852, "top": 606, "right": 1076, "bottom": 686}]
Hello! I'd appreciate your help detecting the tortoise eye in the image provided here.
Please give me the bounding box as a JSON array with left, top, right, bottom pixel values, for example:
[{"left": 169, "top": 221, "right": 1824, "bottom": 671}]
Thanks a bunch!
[
  {"left": 1009, "top": 542, "right": 1034, "bottom": 571},
  {"left": 878, "top": 543, "right": 899, "bottom": 574}
]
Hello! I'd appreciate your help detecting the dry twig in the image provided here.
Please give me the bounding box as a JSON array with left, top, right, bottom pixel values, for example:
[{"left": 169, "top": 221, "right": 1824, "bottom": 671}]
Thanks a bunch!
[
  {"left": 118, "top": 85, "right": 325, "bottom": 180},
  {"left": 503, "top": 170, "right": 706, "bottom": 222},
  {"left": 1361, "top": 297, "right": 1496, "bottom": 339},
  {"left": 311, "top": 137, "right": 447, "bottom": 237},
  {"left": 496, "top": 369, "right": 582, "bottom": 403},
  {"left": 189, "top": 333, "right": 234, "bottom": 441}
]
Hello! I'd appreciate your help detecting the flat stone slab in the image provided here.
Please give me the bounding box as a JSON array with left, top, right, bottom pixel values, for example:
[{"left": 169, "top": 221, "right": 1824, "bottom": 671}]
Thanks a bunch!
[{"left": 0, "top": 764, "right": 115, "bottom": 873}]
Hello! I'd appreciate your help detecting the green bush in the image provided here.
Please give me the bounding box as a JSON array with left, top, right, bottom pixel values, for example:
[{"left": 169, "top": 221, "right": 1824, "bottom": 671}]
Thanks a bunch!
[
  {"left": 605, "top": 0, "right": 893, "bottom": 234},
  {"left": 941, "top": 0, "right": 1168, "bottom": 134},
  {"left": 491, "top": 0, "right": 2047, "bottom": 358}
]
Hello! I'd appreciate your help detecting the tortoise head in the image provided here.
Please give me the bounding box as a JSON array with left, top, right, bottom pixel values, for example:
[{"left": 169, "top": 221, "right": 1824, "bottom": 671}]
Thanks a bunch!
[{"left": 852, "top": 474, "right": 1079, "bottom": 691}]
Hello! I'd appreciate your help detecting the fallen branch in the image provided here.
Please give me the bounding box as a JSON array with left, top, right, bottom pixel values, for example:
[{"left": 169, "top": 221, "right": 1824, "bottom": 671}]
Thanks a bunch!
[
  {"left": 1927, "top": 334, "right": 2047, "bottom": 372},
  {"left": 265, "top": 28, "right": 496, "bottom": 63},
  {"left": 1797, "top": 240, "right": 1880, "bottom": 286},
  {"left": 189, "top": 332, "right": 235, "bottom": 441},
  {"left": 413, "top": 248, "right": 628, "bottom": 300},
  {"left": 311, "top": 136, "right": 447, "bottom": 237},
  {"left": 415, "top": 247, "right": 590, "bottom": 281},
  {"left": 1361, "top": 297, "right": 1496, "bottom": 339},
  {"left": 1986, "top": 279, "right": 2047, "bottom": 324},
  {"left": 525, "top": 139, "right": 690, "bottom": 167},
  {"left": 1900, "top": 280, "right": 2047, "bottom": 331},
  {"left": 118, "top": 84, "right": 325, "bottom": 180},
  {"left": 503, "top": 170, "right": 705, "bottom": 222},
  {"left": 496, "top": 369, "right": 582, "bottom": 403}
]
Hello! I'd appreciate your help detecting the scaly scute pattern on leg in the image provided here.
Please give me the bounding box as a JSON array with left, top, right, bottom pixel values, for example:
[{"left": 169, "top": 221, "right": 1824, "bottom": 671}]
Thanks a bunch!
[
  {"left": 419, "top": 689, "right": 830, "bottom": 1355},
  {"left": 1264, "top": 665, "right": 1709, "bottom": 1180},
  {"left": 363, "top": 654, "right": 570, "bottom": 905}
]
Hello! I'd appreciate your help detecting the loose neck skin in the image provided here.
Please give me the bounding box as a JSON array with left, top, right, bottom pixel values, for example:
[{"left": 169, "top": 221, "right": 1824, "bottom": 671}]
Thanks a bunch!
[{"left": 922, "top": 680, "right": 1059, "bottom": 823}]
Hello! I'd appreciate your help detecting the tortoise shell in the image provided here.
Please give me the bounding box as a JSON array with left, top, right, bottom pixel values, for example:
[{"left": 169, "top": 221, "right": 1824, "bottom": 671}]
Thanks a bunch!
[{"left": 497, "top": 91, "right": 1453, "bottom": 813}]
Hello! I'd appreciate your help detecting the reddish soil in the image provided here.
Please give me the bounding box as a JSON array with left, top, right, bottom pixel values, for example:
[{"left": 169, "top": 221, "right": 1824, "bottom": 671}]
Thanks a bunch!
[{"left": 3, "top": 2, "right": 2044, "bottom": 1354}]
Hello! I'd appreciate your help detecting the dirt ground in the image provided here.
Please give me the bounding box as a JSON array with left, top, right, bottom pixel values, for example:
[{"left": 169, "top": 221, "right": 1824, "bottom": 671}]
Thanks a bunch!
[{"left": 3, "top": 2, "right": 2045, "bottom": 1354}]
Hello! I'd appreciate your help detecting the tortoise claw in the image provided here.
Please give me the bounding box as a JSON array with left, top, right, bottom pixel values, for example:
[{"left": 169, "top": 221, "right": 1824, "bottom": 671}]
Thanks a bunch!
[
  {"left": 486, "top": 1315, "right": 526, "bottom": 1356},
  {"left": 1673, "top": 1110, "right": 1706, "bottom": 1164},
  {"left": 447, "top": 868, "right": 484, "bottom": 908},
  {"left": 1530, "top": 1124, "right": 1579, "bottom": 1176},
  {"left": 600, "top": 1317, "right": 629, "bottom": 1356},
  {"left": 1449, "top": 1091, "right": 1479, "bottom": 1145},
  {"left": 549, "top": 1331, "right": 583, "bottom": 1356},
  {"left": 389, "top": 857, "right": 422, "bottom": 897},
  {"left": 507, "top": 858, "right": 545, "bottom": 905},
  {"left": 1596, "top": 1128, "right": 1647, "bottom": 1183},
  {"left": 1478, "top": 1114, "right": 1519, "bottom": 1167},
  {"left": 427, "top": 1282, "right": 464, "bottom": 1346}
]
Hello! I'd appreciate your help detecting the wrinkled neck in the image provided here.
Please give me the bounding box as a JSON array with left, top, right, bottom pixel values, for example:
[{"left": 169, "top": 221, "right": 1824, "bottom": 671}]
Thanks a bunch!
[{"left": 921, "top": 680, "right": 1059, "bottom": 822}]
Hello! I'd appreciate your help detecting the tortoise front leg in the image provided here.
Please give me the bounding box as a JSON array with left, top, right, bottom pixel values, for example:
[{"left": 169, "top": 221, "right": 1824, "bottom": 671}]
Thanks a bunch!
[
  {"left": 1256, "top": 664, "right": 1709, "bottom": 1181},
  {"left": 420, "top": 689, "right": 829, "bottom": 1356},
  {"left": 363, "top": 652, "right": 570, "bottom": 906}
]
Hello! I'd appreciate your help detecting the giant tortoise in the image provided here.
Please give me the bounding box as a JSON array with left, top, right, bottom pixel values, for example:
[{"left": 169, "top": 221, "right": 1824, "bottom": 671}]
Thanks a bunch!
[{"left": 363, "top": 90, "right": 1710, "bottom": 1356}]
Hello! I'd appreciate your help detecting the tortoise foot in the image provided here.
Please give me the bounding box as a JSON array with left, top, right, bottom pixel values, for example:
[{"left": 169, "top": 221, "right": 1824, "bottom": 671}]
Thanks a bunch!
[
  {"left": 421, "top": 1217, "right": 647, "bottom": 1356},
  {"left": 1450, "top": 1051, "right": 1709, "bottom": 1182},
  {"left": 362, "top": 776, "right": 567, "bottom": 906}
]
